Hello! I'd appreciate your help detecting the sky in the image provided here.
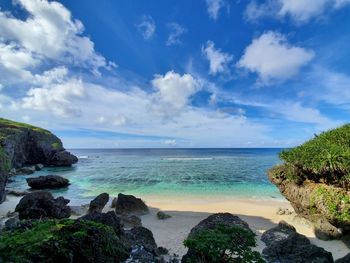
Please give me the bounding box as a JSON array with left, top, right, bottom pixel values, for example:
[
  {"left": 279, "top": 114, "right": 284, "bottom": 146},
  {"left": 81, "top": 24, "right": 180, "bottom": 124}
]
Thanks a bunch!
[{"left": 0, "top": 0, "right": 350, "bottom": 148}]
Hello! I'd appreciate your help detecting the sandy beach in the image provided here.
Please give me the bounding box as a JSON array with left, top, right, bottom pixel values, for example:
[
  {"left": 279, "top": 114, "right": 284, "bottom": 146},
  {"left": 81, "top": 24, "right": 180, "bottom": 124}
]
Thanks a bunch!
[{"left": 1, "top": 194, "right": 349, "bottom": 260}]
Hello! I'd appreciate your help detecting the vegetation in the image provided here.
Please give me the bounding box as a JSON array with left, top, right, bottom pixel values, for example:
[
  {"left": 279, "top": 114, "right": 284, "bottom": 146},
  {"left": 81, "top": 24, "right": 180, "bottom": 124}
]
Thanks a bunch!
[
  {"left": 275, "top": 124, "right": 350, "bottom": 188},
  {"left": 0, "top": 219, "right": 130, "bottom": 263},
  {"left": 0, "top": 146, "right": 10, "bottom": 172},
  {"left": 183, "top": 225, "right": 264, "bottom": 263},
  {"left": 0, "top": 118, "right": 51, "bottom": 135}
]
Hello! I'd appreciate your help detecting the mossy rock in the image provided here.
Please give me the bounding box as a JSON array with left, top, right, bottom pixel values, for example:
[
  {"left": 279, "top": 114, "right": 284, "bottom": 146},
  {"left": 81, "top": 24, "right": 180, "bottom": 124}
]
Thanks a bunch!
[{"left": 0, "top": 219, "right": 130, "bottom": 263}]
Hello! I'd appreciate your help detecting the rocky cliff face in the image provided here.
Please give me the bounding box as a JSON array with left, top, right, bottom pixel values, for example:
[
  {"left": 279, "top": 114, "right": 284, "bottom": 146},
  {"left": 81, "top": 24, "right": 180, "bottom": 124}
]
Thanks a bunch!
[{"left": 0, "top": 118, "right": 78, "bottom": 203}]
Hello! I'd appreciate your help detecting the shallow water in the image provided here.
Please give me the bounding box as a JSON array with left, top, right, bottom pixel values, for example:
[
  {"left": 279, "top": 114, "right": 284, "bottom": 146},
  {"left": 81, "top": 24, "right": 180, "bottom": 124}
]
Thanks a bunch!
[{"left": 8, "top": 148, "right": 283, "bottom": 205}]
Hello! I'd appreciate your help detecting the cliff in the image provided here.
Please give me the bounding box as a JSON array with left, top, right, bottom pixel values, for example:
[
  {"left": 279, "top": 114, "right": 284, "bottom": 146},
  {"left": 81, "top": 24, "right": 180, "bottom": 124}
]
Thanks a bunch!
[
  {"left": 269, "top": 124, "right": 350, "bottom": 240},
  {"left": 0, "top": 118, "right": 78, "bottom": 202}
]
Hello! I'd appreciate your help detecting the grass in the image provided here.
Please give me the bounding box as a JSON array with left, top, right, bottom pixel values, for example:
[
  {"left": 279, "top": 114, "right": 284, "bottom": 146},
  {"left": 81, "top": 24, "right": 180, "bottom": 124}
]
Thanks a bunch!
[
  {"left": 0, "top": 118, "right": 51, "bottom": 135},
  {"left": 277, "top": 124, "right": 350, "bottom": 188}
]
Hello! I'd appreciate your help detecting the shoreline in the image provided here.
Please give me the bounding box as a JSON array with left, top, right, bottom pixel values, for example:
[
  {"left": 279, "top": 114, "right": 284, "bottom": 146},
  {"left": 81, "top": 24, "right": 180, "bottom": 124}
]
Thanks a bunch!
[{"left": 1, "top": 193, "right": 349, "bottom": 260}]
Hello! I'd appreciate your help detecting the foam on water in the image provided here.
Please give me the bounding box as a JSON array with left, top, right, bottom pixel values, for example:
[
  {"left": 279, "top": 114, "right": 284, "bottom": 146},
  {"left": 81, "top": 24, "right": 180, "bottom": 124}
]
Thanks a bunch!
[{"left": 7, "top": 148, "right": 284, "bottom": 204}]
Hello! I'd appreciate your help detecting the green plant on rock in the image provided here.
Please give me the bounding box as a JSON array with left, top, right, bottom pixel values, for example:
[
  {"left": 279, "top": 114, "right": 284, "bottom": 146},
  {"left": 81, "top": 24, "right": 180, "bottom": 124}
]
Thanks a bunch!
[
  {"left": 0, "top": 146, "right": 10, "bottom": 172},
  {"left": 183, "top": 225, "right": 264, "bottom": 263}
]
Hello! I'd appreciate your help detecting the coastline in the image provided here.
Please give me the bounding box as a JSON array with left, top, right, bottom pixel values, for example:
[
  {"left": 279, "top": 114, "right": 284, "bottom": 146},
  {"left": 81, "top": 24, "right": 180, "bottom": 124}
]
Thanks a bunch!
[{"left": 1, "top": 194, "right": 349, "bottom": 260}]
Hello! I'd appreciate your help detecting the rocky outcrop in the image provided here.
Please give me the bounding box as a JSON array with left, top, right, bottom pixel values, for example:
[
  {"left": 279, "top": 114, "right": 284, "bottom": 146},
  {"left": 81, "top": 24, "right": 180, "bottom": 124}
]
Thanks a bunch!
[
  {"left": 0, "top": 118, "right": 78, "bottom": 203},
  {"left": 269, "top": 168, "right": 347, "bottom": 240},
  {"left": 88, "top": 192, "right": 109, "bottom": 214},
  {"left": 26, "top": 175, "right": 69, "bottom": 189},
  {"left": 262, "top": 221, "right": 334, "bottom": 263},
  {"left": 115, "top": 193, "right": 149, "bottom": 215},
  {"left": 15, "top": 191, "right": 71, "bottom": 220},
  {"left": 335, "top": 253, "right": 350, "bottom": 263}
]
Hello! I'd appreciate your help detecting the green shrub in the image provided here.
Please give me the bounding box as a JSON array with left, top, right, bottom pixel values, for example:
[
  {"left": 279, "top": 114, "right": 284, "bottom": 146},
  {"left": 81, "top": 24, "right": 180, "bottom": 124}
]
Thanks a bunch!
[
  {"left": 183, "top": 225, "right": 264, "bottom": 263},
  {"left": 0, "top": 219, "right": 130, "bottom": 263},
  {"left": 278, "top": 124, "right": 350, "bottom": 188}
]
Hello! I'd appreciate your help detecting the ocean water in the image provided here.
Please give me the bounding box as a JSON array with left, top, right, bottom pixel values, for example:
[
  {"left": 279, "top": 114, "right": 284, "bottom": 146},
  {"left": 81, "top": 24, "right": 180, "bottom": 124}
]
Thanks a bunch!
[{"left": 8, "top": 148, "right": 284, "bottom": 205}]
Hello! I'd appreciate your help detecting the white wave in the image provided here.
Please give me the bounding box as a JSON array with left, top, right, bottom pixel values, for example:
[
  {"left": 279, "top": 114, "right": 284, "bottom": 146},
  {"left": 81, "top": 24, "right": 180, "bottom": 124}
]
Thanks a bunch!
[
  {"left": 78, "top": 155, "right": 89, "bottom": 159},
  {"left": 165, "top": 157, "right": 213, "bottom": 161}
]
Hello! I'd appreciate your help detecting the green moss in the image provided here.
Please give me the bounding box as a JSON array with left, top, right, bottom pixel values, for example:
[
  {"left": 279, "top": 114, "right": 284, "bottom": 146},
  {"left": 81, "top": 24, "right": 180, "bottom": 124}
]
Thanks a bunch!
[
  {"left": 0, "top": 219, "right": 129, "bottom": 263},
  {"left": 183, "top": 225, "right": 264, "bottom": 263},
  {"left": 51, "top": 142, "right": 62, "bottom": 150},
  {"left": 0, "top": 118, "right": 51, "bottom": 135},
  {"left": 310, "top": 186, "right": 350, "bottom": 223}
]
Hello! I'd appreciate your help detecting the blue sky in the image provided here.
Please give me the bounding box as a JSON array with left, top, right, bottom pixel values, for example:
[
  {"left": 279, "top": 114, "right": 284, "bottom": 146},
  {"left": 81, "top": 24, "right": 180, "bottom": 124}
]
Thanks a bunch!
[{"left": 0, "top": 0, "right": 350, "bottom": 148}]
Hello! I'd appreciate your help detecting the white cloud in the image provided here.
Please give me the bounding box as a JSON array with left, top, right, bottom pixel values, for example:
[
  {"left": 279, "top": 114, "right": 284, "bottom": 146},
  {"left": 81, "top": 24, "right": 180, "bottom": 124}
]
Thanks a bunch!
[
  {"left": 21, "top": 67, "right": 85, "bottom": 117},
  {"left": 245, "top": 0, "right": 350, "bottom": 23},
  {"left": 164, "top": 139, "right": 177, "bottom": 146},
  {"left": 202, "top": 40, "right": 233, "bottom": 75},
  {"left": 0, "top": 0, "right": 107, "bottom": 75},
  {"left": 166, "top": 23, "right": 186, "bottom": 46},
  {"left": 237, "top": 31, "right": 314, "bottom": 83},
  {"left": 137, "top": 15, "right": 156, "bottom": 40},
  {"left": 152, "top": 71, "right": 201, "bottom": 111},
  {"left": 206, "top": 0, "right": 229, "bottom": 20}
]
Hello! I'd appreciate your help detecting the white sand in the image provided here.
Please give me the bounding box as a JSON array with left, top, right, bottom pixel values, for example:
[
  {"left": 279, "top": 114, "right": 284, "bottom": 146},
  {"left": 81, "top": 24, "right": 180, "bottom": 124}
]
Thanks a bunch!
[{"left": 1, "top": 194, "right": 349, "bottom": 260}]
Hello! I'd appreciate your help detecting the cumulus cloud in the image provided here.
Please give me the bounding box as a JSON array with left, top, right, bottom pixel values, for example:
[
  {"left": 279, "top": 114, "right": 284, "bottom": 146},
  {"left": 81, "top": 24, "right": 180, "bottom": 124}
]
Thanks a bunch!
[
  {"left": 206, "top": 0, "right": 229, "bottom": 20},
  {"left": 166, "top": 23, "right": 186, "bottom": 46},
  {"left": 202, "top": 40, "right": 233, "bottom": 75},
  {"left": 0, "top": 0, "right": 108, "bottom": 75},
  {"left": 137, "top": 15, "right": 156, "bottom": 40},
  {"left": 152, "top": 71, "right": 201, "bottom": 111},
  {"left": 237, "top": 31, "right": 314, "bottom": 83},
  {"left": 245, "top": 0, "right": 350, "bottom": 23}
]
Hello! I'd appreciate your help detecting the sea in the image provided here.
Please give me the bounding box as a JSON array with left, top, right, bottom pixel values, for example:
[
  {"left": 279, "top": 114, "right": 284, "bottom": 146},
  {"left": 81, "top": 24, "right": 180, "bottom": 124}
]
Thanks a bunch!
[{"left": 7, "top": 148, "right": 285, "bottom": 205}]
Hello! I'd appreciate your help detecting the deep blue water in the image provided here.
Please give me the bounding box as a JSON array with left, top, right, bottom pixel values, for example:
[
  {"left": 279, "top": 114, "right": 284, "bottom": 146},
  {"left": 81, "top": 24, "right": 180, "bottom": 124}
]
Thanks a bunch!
[{"left": 8, "top": 148, "right": 283, "bottom": 205}]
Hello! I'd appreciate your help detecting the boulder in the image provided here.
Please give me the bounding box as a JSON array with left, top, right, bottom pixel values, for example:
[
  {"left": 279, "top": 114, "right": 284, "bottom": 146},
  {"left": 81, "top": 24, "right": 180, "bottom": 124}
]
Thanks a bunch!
[
  {"left": 6, "top": 189, "right": 30, "bottom": 196},
  {"left": 79, "top": 211, "right": 123, "bottom": 236},
  {"left": 15, "top": 191, "right": 71, "bottom": 220},
  {"left": 262, "top": 222, "right": 334, "bottom": 263},
  {"left": 70, "top": 204, "right": 89, "bottom": 216},
  {"left": 314, "top": 217, "right": 343, "bottom": 240},
  {"left": 115, "top": 193, "right": 149, "bottom": 215},
  {"left": 88, "top": 192, "right": 109, "bottom": 214},
  {"left": 119, "top": 214, "right": 142, "bottom": 228},
  {"left": 335, "top": 253, "right": 350, "bottom": 263},
  {"left": 276, "top": 207, "right": 293, "bottom": 215},
  {"left": 50, "top": 150, "right": 78, "bottom": 166},
  {"left": 261, "top": 221, "right": 296, "bottom": 246},
  {"left": 157, "top": 211, "right": 171, "bottom": 220},
  {"left": 35, "top": 163, "right": 44, "bottom": 171},
  {"left": 111, "top": 197, "right": 117, "bottom": 208},
  {"left": 26, "top": 175, "right": 69, "bottom": 189},
  {"left": 17, "top": 166, "right": 36, "bottom": 175}
]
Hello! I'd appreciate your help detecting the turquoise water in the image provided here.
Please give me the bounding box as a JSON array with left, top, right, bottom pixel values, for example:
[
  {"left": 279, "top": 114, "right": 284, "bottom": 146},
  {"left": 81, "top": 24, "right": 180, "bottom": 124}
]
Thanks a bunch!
[{"left": 8, "top": 148, "right": 283, "bottom": 205}]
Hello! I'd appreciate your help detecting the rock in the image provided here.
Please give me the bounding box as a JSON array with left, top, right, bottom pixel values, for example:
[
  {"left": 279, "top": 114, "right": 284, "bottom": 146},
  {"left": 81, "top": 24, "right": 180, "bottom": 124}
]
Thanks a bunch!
[
  {"left": 0, "top": 172, "right": 7, "bottom": 203},
  {"left": 70, "top": 204, "right": 89, "bottom": 216},
  {"left": 15, "top": 191, "right": 71, "bottom": 220},
  {"left": 26, "top": 175, "right": 69, "bottom": 189},
  {"left": 314, "top": 217, "right": 343, "bottom": 240},
  {"left": 182, "top": 213, "right": 254, "bottom": 263},
  {"left": 35, "top": 163, "right": 44, "bottom": 171},
  {"left": 50, "top": 150, "right": 78, "bottom": 166},
  {"left": 157, "top": 211, "right": 171, "bottom": 220},
  {"left": 157, "top": 247, "right": 169, "bottom": 255},
  {"left": 17, "top": 166, "right": 36, "bottom": 174},
  {"left": 119, "top": 214, "right": 142, "bottom": 228},
  {"left": 79, "top": 211, "right": 123, "bottom": 236},
  {"left": 88, "top": 192, "right": 109, "bottom": 214},
  {"left": 4, "top": 217, "right": 20, "bottom": 231},
  {"left": 6, "top": 189, "right": 31, "bottom": 196},
  {"left": 262, "top": 229, "right": 334, "bottom": 263},
  {"left": 261, "top": 220, "right": 296, "bottom": 246},
  {"left": 115, "top": 193, "right": 149, "bottom": 215},
  {"left": 123, "top": 226, "right": 163, "bottom": 262},
  {"left": 277, "top": 207, "right": 293, "bottom": 215},
  {"left": 111, "top": 197, "right": 117, "bottom": 208},
  {"left": 0, "top": 118, "right": 78, "bottom": 204},
  {"left": 335, "top": 253, "right": 350, "bottom": 263}
]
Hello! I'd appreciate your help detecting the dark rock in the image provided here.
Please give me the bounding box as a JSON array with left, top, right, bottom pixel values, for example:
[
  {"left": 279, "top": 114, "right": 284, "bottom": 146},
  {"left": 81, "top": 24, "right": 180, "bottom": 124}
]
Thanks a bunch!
[
  {"left": 262, "top": 230, "right": 334, "bottom": 263},
  {"left": 15, "top": 191, "right": 71, "bottom": 220},
  {"left": 261, "top": 220, "right": 296, "bottom": 246},
  {"left": 314, "top": 217, "right": 343, "bottom": 240},
  {"left": 115, "top": 193, "right": 149, "bottom": 215},
  {"left": 88, "top": 192, "right": 109, "bottom": 214},
  {"left": 4, "top": 217, "right": 20, "bottom": 231},
  {"left": 70, "top": 204, "right": 89, "bottom": 216},
  {"left": 0, "top": 172, "right": 7, "bottom": 203},
  {"left": 119, "top": 214, "right": 142, "bottom": 228},
  {"left": 335, "top": 253, "right": 350, "bottom": 263},
  {"left": 50, "top": 150, "right": 78, "bottom": 166},
  {"left": 17, "top": 166, "right": 36, "bottom": 174},
  {"left": 111, "top": 197, "right": 117, "bottom": 208},
  {"left": 6, "top": 189, "right": 30, "bottom": 196},
  {"left": 79, "top": 211, "right": 123, "bottom": 236},
  {"left": 26, "top": 175, "right": 69, "bottom": 189},
  {"left": 157, "top": 246, "right": 169, "bottom": 255},
  {"left": 157, "top": 211, "right": 171, "bottom": 220},
  {"left": 35, "top": 163, "right": 44, "bottom": 171}
]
